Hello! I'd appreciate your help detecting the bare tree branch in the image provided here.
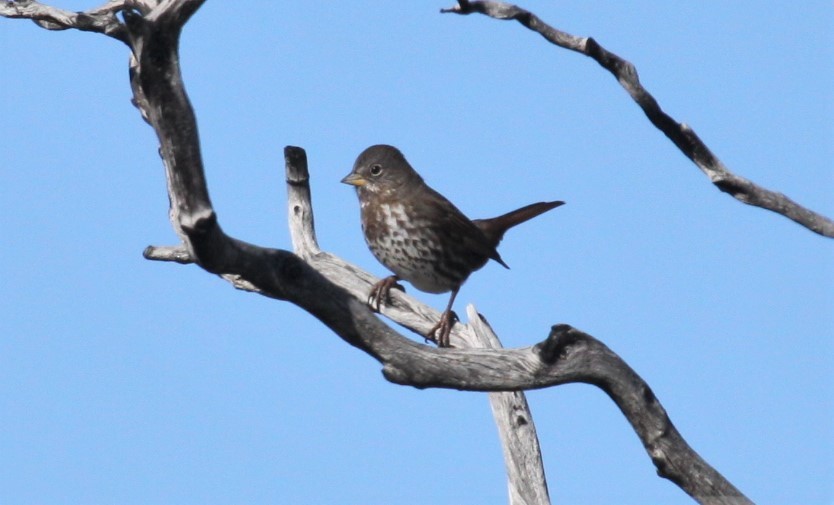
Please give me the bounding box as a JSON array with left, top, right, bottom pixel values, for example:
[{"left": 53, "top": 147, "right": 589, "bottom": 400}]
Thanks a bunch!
[
  {"left": 144, "top": 244, "right": 192, "bottom": 263},
  {"left": 442, "top": 0, "right": 834, "bottom": 239},
  {"left": 285, "top": 147, "right": 323, "bottom": 260},
  {"left": 466, "top": 306, "right": 550, "bottom": 505},
  {"left": 2, "top": 3, "right": 754, "bottom": 503},
  {"left": 0, "top": 0, "right": 132, "bottom": 42}
]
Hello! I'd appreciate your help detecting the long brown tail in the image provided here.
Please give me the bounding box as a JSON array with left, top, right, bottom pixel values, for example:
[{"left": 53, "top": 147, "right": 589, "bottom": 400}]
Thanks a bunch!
[{"left": 473, "top": 201, "right": 564, "bottom": 246}]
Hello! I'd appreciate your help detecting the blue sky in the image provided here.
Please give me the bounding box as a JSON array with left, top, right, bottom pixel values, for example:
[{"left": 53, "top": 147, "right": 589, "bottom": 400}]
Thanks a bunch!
[{"left": 1, "top": 1, "right": 832, "bottom": 504}]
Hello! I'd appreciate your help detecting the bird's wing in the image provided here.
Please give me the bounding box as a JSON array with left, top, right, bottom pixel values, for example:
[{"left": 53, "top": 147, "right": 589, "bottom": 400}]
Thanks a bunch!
[{"left": 422, "top": 186, "right": 509, "bottom": 269}]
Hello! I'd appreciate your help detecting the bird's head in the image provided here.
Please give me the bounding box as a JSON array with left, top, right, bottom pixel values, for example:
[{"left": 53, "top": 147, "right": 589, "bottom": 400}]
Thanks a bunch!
[{"left": 341, "top": 144, "right": 423, "bottom": 197}]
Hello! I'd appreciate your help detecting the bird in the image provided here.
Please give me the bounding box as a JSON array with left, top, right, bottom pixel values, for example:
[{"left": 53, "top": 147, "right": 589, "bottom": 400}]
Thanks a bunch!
[{"left": 341, "top": 144, "right": 563, "bottom": 348}]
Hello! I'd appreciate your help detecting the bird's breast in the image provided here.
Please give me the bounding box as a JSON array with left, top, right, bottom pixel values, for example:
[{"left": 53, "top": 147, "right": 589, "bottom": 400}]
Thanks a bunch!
[{"left": 360, "top": 201, "right": 461, "bottom": 293}]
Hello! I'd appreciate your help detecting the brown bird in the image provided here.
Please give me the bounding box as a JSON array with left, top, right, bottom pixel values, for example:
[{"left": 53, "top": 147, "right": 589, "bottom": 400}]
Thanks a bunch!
[{"left": 342, "top": 145, "right": 563, "bottom": 347}]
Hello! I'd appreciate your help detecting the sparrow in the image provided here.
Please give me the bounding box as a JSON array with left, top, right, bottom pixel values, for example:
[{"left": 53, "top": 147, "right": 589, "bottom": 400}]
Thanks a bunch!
[{"left": 342, "top": 144, "right": 563, "bottom": 347}]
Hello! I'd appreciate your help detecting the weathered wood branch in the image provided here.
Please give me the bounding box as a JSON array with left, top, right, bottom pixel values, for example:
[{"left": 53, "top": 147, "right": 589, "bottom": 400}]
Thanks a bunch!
[
  {"left": 2, "top": 2, "right": 753, "bottom": 503},
  {"left": 0, "top": 0, "right": 133, "bottom": 42},
  {"left": 442, "top": 0, "right": 834, "bottom": 239},
  {"left": 467, "top": 306, "right": 550, "bottom": 505}
]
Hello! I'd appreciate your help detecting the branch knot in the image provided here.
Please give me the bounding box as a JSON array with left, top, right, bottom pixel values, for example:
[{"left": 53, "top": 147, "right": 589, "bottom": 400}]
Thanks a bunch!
[{"left": 535, "top": 324, "right": 582, "bottom": 364}]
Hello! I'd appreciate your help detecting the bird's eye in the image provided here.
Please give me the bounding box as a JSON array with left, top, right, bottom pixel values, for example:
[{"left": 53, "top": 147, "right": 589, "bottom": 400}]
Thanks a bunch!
[{"left": 369, "top": 164, "right": 383, "bottom": 177}]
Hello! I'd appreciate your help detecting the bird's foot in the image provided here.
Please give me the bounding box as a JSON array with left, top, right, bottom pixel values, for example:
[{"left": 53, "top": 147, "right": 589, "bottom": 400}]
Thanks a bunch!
[
  {"left": 427, "top": 310, "right": 459, "bottom": 348},
  {"left": 367, "top": 275, "right": 405, "bottom": 312}
]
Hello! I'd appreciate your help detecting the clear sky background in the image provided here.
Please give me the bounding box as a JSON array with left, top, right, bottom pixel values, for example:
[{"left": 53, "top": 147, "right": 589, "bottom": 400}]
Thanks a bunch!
[{"left": 2, "top": 1, "right": 832, "bottom": 504}]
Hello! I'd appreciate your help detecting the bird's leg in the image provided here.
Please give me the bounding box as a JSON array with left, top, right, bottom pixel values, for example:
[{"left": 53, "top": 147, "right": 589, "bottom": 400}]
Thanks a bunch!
[
  {"left": 367, "top": 275, "right": 404, "bottom": 312},
  {"left": 428, "top": 288, "right": 460, "bottom": 348}
]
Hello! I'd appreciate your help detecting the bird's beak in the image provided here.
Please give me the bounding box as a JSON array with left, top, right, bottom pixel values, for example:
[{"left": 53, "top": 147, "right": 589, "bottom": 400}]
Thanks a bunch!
[{"left": 341, "top": 173, "right": 366, "bottom": 187}]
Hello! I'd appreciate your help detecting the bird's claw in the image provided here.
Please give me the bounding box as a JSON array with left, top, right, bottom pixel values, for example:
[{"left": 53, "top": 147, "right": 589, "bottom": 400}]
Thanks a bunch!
[
  {"left": 367, "top": 276, "right": 404, "bottom": 312},
  {"left": 428, "top": 310, "right": 459, "bottom": 348}
]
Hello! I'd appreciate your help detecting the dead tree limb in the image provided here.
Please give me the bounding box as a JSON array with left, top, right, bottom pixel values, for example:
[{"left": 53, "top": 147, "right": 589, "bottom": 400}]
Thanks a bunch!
[
  {"left": 1, "top": 1, "right": 753, "bottom": 503},
  {"left": 442, "top": 0, "right": 834, "bottom": 238}
]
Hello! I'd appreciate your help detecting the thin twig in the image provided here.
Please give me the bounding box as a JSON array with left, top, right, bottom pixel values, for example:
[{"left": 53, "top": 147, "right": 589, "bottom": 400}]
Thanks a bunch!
[{"left": 442, "top": 0, "right": 834, "bottom": 238}]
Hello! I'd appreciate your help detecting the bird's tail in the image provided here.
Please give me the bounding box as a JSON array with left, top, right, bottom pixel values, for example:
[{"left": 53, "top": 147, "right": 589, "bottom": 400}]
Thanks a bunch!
[{"left": 473, "top": 201, "right": 564, "bottom": 246}]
